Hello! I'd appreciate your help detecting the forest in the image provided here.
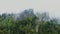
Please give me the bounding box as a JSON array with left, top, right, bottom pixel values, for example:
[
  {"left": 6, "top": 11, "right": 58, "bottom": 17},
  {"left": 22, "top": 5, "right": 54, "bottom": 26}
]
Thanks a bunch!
[{"left": 0, "top": 9, "right": 60, "bottom": 34}]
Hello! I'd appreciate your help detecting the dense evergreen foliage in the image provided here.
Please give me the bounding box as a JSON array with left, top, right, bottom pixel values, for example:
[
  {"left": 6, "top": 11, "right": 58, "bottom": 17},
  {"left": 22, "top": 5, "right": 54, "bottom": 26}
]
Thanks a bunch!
[{"left": 0, "top": 9, "right": 60, "bottom": 34}]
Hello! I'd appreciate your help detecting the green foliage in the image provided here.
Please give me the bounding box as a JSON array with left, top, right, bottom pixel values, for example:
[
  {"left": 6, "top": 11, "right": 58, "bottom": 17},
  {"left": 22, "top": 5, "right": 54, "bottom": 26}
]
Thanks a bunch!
[
  {"left": 0, "top": 13, "right": 60, "bottom": 34},
  {"left": 38, "top": 21, "right": 60, "bottom": 34}
]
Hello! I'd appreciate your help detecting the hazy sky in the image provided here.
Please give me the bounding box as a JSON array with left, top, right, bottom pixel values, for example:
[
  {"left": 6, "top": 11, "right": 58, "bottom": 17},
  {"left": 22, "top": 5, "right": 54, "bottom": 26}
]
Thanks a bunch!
[{"left": 0, "top": 0, "right": 60, "bottom": 18}]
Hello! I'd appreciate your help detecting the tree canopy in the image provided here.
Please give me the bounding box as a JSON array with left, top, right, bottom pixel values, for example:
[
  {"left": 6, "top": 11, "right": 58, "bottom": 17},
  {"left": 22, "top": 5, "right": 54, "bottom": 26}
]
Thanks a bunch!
[{"left": 0, "top": 9, "right": 60, "bottom": 34}]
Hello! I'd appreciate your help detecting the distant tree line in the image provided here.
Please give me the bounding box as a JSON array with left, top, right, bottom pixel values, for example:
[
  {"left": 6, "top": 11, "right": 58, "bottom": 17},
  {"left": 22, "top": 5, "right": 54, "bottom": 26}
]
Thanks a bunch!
[{"left": 0, "top": 9, "right": 60, "bottom": 34}]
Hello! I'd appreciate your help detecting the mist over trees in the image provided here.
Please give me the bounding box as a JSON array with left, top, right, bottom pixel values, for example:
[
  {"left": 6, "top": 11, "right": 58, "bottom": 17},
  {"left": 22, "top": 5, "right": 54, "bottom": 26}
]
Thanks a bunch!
[{"left": 0, "top": 9, "right": 60, "bottom": 34}]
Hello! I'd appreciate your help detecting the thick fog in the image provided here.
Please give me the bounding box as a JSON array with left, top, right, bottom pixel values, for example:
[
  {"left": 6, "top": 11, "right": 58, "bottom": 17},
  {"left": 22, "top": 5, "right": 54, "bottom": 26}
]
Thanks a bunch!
[{"left": 0, "top": 0, "right": 60, "bottom": 18}]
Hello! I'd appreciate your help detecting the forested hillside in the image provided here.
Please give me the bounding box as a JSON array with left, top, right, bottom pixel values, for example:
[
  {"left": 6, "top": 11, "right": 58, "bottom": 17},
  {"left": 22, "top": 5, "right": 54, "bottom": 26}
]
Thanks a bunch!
[{"left": 0, "top": 9, "right": 60, "bottom": 34}]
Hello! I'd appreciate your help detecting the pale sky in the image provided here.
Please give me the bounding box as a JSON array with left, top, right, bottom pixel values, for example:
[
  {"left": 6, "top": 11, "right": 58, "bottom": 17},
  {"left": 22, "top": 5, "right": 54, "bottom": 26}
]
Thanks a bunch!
[{"left": 0, "top": 0, "right": 60, "bottom": 18}]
